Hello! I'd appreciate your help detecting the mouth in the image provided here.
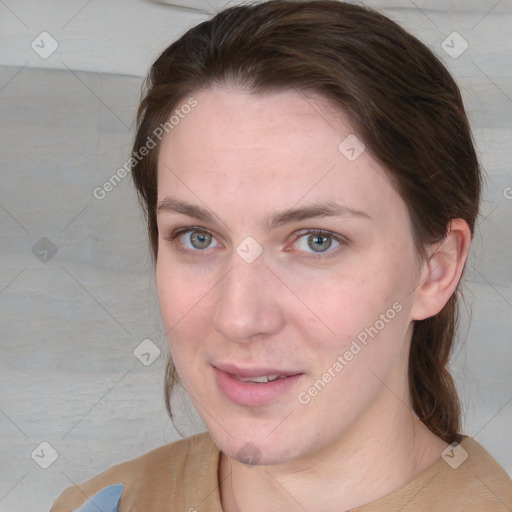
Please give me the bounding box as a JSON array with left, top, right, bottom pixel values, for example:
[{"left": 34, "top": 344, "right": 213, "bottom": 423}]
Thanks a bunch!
[{"left": 213, "top": 363, "right": 304, "bottom": 406}]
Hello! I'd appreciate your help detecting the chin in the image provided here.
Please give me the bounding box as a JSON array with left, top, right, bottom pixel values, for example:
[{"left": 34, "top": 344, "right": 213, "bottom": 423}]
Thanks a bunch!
[{"left": 207, "top": 423, "right": 302, "bottom": 466}]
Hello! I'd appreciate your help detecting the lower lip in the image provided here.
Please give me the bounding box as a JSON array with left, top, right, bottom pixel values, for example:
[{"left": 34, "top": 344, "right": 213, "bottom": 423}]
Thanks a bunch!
[{"left": 214, "top": 368, "right": 303, "bottom": 407}]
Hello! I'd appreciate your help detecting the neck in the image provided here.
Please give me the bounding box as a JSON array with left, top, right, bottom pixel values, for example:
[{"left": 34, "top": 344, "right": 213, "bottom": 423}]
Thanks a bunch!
[{"left": 219, "top": 393, "right": 449, "bottom": 512}]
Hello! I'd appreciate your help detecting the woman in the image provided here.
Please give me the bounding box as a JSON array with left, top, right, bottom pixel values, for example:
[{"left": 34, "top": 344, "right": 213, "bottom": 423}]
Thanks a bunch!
[{"left": 51, "top": 1, "right": 512, "bottom": 510}]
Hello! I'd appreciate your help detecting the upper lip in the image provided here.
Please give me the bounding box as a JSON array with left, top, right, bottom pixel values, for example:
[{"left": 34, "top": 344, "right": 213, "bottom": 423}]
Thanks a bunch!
[{"left": 213, "top": 362, "right": 302, "bottom": 378}]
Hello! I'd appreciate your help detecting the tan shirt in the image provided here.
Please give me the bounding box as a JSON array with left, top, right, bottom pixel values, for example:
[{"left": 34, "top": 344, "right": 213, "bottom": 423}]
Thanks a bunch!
[{"left": 50, "top": 433, "right": 512, "bottom": 511}]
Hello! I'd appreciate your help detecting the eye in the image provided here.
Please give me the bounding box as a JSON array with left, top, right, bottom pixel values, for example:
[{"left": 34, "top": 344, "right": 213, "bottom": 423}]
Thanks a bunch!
[
  {"left": 292, "top": 230, "right": 343, "bottom": 254},
  {"left": 168, "top": 228, "right": 221, "bottom": 251}
]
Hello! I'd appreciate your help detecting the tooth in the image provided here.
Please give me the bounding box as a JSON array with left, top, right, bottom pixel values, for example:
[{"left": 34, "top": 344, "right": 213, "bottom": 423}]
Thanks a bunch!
[
  {"left": 248, "top": 376, "right": 270, "bottom": 383},
  {"left": 236, "top": 374, "right": 285, "bottom": 383}
]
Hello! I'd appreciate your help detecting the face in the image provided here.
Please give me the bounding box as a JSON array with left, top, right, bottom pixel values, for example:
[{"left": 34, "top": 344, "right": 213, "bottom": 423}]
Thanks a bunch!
[{"left": 155, "top": 86, "right": 423, "bottom": 465}]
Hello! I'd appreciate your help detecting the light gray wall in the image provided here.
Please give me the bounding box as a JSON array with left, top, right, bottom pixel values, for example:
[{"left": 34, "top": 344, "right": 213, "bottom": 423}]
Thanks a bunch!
[
  {"left": 0, "top": 1, "right": 511, "bottom": 511},
  {"left": 0, "top": 0, "right": 210, "bottom": 76}
]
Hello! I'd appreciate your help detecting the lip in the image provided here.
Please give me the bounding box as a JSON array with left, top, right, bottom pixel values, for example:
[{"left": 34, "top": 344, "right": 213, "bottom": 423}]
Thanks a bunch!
[
  {"left": 213, "top": 363, "right": 304, "bottom": 407},
  {"left": 214, "top": 362, "right": 301, "bottom": 379}
]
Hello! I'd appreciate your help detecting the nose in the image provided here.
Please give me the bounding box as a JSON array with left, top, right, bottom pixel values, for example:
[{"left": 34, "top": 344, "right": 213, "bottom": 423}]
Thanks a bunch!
[{"left": 213, "top": 256, "right": 284, "bottom": 343}]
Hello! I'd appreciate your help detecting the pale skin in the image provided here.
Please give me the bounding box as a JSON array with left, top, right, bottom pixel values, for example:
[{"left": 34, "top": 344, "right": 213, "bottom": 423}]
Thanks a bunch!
[{"left": 155, "top": 86, "right": 472, "bottom": 511}]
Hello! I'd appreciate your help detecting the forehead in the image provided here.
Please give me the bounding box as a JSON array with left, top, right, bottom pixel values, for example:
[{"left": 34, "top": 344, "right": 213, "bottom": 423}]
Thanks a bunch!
[
  {"left": 160, "top": 86, "right": 353, "bottom": 167},
  {"left": 156, "top": 86, "right": 404, "bottom": 226}
]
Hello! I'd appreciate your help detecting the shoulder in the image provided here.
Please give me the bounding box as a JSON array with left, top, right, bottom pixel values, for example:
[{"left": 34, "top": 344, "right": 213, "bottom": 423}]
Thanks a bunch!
[
  {"left": 49, "top": 432, "right": 220, "bottom": 511},
  {"left": 447, "top": 436, "right": 512, "bottom": 509},
  {"left": 409, "top": 436, "right": 512, "bottom": 511},
  {"left": 357, "top": 436, "right": 512, "bottom": 512}
]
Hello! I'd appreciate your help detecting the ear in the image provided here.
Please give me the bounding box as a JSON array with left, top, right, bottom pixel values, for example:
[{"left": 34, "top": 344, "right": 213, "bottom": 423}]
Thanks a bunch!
[{"left": 410, "top": 218, "right": 472, "bottom": 321}]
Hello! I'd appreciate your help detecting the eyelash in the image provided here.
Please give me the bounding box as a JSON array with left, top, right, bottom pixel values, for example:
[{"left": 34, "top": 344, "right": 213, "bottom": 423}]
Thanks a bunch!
[{"left": 164, "top": 227, "right": 346, "bottom": 259}]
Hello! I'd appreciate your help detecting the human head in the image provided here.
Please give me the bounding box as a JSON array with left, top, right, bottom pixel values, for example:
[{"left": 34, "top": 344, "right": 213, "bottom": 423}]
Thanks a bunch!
[{"left": 131, "top": 0, "right": 480, "bottom": 444}]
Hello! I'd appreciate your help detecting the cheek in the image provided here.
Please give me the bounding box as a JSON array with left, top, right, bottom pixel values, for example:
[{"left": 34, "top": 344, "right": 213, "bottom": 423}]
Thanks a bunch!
[
  {"left": 155, "top": 260, "right": 213, "bottom": 361},
  {"left": 292, "top": 259, "right": 411, "bottom": 362},
  {"left": 286, "top": 266, "right": 386, "bottom": 334},
  {"left": 296, "top": 292, "right": 409, "bottom": 421},
  {"left": 156, "top": 255, "right": 214, "bottom": 323},
  {"left": 156, "top": 264, "right": 184, "bottom": 328}
]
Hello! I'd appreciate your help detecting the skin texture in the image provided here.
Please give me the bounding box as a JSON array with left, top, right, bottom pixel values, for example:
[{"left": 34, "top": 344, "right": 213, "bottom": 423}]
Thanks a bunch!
[{"left": 155, "top": 86, "right": 471, "bottom": 511}]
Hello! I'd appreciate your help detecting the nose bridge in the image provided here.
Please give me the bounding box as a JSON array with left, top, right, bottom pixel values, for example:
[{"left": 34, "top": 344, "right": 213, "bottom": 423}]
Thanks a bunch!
[{"left": 213, "top": 256, "right": 282, "bottom": 342}]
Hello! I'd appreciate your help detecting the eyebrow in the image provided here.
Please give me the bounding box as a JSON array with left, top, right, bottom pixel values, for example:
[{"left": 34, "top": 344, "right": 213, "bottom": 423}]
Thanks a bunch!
[
  {"left": 264, "top": 202, "right": 371, "bottom": 230},
  {"left": 156, "top": 196, "right": 371, "bottom": 230},
  {"left": 157, "top": 196, "right": 218, "bottom": 223}
]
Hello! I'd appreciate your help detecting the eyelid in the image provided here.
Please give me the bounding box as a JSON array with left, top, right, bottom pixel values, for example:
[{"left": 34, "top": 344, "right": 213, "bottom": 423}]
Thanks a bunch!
[
  {"left": 292, "top": 228, "right": 347, "bottom": 243},
  {"left": 166, "top": 226, "right": 215, "bottom": 239}
]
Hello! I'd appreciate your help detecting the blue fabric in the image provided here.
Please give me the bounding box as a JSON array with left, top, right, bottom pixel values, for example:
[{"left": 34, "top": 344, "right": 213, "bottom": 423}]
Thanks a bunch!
[{"left": 73, "top": 484, "right": 124, "bottom": 512}]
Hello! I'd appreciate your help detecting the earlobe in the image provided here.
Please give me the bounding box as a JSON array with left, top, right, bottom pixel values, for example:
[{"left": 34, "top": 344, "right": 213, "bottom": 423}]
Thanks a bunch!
[{"left": 410, "top": 219, "right": 472, "bottom": 321}]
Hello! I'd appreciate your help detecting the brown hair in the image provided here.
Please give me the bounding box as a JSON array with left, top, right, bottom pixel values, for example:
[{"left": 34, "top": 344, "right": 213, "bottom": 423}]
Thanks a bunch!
[{"left": 131, "top": 0, "right": 480, "bottom": 444}]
